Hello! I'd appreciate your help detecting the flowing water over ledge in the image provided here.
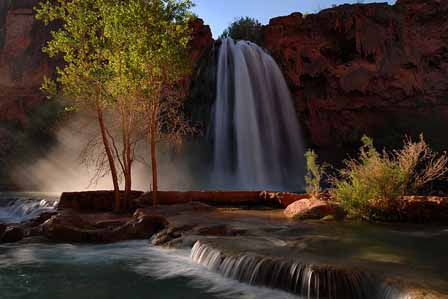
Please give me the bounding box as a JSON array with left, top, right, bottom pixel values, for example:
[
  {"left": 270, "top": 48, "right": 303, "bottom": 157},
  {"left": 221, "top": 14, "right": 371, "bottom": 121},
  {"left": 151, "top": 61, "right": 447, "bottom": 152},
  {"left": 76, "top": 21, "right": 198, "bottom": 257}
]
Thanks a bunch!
[
  {"left": 0, "top": 240, "right": 297, "bottom": 299},
  {"left": 0, "top": 192, "right": 59, "bottom": 223}
]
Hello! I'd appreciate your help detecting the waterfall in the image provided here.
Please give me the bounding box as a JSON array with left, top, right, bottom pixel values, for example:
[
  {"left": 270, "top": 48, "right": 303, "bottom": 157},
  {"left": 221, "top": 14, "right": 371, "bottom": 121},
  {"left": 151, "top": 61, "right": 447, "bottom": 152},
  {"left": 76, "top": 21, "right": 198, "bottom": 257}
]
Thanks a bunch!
[
  {"left": 212, "top": 38, "right": 305, "bottom": 191},
  {"left": 0, "top": 197, "right": 56, "bottom": 223},
  {"left": 191, "top": 240, "right": 407, "bottom": 299}
]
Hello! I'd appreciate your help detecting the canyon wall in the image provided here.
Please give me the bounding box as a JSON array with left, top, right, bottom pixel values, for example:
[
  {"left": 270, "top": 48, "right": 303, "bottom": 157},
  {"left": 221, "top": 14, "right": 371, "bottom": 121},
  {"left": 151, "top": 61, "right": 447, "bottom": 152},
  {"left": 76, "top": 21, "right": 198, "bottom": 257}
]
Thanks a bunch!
[
  {"left": 0, "top": 0, "right": 58, "bottom": 142},
  {"left": 263, "top": 0, "right": 448, "bottom": 153},
  {"left": 1, "top": 0, "right": 448, "bottom": 182}
]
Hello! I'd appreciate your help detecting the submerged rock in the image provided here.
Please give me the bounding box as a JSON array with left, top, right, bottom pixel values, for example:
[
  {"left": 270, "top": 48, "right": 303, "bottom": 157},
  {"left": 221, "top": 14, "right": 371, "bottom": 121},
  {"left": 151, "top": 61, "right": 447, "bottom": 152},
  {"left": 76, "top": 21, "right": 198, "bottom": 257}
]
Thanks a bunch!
[{"left": 284, "top": 197, "right": 346, "bottom": 220}]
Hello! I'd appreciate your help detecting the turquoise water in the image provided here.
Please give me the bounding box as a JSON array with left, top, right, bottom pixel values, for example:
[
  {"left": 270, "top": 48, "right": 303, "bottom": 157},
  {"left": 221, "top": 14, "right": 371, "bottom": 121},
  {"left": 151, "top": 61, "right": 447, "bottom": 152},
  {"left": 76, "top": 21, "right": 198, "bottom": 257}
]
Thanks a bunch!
[
  {"left": 0, "top": 192, "right": 296, "bottom": 299},
  {"left": 0, "top": 240, "right": 295, "bottom": 299}
]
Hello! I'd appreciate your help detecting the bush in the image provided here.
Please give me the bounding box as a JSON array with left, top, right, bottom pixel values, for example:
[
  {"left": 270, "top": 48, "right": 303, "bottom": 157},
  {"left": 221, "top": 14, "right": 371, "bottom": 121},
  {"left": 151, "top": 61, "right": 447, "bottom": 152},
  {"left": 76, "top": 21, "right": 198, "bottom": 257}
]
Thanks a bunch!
[
  {"left": 220, "top": 17, "right": 263, "bottom": 44},
  {"left": 332, "top": 135, "right": 448, "bottom": 220},
  {"left": 305, "top": 150, "right": 327, "bottom": 197}
]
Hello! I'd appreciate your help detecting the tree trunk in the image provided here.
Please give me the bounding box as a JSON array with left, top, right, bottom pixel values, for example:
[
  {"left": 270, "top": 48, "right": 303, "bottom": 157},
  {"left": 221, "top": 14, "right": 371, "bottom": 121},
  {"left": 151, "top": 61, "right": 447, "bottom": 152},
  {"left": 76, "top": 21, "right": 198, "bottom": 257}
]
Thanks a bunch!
[
  {"left": 150, "top": 105, "right": 159, "bottom": 207},
  {"left": 96, "top": 103, "right": 121, "bottom": 212}
]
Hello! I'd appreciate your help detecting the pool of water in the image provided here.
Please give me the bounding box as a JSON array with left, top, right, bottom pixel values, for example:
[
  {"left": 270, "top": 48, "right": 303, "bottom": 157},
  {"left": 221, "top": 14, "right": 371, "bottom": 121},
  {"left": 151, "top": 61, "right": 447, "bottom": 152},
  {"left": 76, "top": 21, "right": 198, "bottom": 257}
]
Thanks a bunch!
[
  {"left": 1, "top": 192, "right": 448, "bottom": 299},
  {"left": 0, "top": 192, "right": 296, "bottom": 299},
  {"left": 0, "top": 240, "right": 296, "bottom": 299}
]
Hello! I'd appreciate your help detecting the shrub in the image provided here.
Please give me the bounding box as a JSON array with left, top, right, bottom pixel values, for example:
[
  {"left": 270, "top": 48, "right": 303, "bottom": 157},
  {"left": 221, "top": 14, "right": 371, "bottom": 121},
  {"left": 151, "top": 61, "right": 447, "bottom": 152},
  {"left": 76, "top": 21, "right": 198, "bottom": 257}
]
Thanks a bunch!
[
  {"left": 305, "top": 150, "right": 327, "bottom": 197},
  {"left": 220, "top": 17, "right": 263, "bottom": 45},
  {"left": 332, "top": 135, "right": 448, "bottom": 220}
]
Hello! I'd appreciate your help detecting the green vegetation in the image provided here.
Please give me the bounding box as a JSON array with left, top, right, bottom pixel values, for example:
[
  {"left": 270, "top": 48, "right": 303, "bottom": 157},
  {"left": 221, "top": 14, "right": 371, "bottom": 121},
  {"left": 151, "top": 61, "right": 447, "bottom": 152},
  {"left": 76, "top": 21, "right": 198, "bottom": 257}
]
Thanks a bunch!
[
  {"left": 332, "top": 135, "right": 448, "bottom": 220},
  {"left": 304, "top": 150, "right": 327, "bottom": 197},
  {"left": 35, "top": 0, "right": 194, "bottom": 209},
  {"left": 220, "top": 17, "right": 263, "bottom": 45}
]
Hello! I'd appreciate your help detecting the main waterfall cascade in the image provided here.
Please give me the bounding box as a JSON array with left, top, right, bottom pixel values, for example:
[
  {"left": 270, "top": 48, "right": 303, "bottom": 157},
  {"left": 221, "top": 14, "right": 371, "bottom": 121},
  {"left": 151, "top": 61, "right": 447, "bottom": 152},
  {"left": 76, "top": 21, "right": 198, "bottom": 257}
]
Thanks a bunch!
[{"left": 212, "top": 38, "right": 305, "bottom": 191}]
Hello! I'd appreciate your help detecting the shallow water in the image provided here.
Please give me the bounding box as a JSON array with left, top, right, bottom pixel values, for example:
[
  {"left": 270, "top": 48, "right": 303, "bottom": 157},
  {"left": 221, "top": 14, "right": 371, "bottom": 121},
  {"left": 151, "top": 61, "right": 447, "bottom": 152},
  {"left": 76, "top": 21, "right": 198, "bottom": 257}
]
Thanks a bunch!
[
  {"left": 0, "top": 192, "right": 296, "bottom": 299},
  {"left": 1, "top": 193, "right": 448, "bottom": 298},
  {"left": 0, "top": 240, "right": 297, "bottom": 299}
]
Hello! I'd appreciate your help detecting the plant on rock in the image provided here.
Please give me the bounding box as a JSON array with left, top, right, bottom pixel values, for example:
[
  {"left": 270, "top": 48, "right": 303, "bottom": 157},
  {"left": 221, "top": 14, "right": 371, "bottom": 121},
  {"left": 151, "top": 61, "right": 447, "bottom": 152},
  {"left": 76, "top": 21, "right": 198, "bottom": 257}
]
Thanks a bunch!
[
  {"left": 304, "top": 149, "right": 328, "bottom": 198},
  {"left": 332, "top": 135, "right": 448, "bottom": 220}
]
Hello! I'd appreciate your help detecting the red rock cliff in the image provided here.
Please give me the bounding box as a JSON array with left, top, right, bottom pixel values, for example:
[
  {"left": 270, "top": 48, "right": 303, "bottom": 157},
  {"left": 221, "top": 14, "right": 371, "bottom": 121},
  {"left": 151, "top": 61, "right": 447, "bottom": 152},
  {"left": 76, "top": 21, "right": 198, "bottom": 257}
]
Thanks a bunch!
[
  {"left": 263, "top": 0, "right": 448, "bottom": 150},
  {"left": 0, "top": 1, "right": 57, "bottom": 136}
]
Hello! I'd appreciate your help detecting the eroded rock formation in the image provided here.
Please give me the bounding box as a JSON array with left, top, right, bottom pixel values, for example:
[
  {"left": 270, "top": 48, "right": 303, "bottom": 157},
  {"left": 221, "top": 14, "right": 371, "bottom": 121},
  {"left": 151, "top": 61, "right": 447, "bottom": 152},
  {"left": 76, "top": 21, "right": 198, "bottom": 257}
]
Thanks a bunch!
[
  {"left": 263, "top": 0, "right": 448, "bottom": 151},
  {"left": 0, "top": 0, "right": 57, "bottom": 128}
]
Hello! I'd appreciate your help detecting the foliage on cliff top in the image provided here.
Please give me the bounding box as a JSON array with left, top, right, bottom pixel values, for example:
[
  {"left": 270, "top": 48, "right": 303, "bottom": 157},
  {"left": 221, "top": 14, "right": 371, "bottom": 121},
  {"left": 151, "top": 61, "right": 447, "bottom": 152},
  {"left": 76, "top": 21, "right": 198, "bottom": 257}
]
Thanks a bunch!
[{"left": 220, "top": 17, "right": 263, "bottom": 45}]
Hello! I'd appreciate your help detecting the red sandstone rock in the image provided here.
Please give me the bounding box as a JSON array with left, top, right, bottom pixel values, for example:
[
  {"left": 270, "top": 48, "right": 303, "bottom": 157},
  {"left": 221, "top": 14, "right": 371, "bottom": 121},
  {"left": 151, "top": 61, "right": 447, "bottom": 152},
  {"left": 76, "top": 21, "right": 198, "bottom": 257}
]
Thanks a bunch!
[
  {"left": 263, "top": 0, "right": 448, "bottom": 149},
  {"left": 0, "top": 1, "right": 59, "bottom": 126},
  {"left": 399, "top": 196, "right": 448, "bottom": 223},
  {"left": 284, "top": 196, "right": 345, "bottom": 220}
]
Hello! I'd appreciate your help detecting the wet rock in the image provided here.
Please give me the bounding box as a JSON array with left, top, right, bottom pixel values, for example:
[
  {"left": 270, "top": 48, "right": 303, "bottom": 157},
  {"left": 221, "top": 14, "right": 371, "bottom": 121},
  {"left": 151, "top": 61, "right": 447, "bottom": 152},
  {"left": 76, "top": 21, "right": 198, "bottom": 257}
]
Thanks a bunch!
[
  {"left": 284, "top": 197, "right": 345, "bottom": 220},
  {"left": 41, "top": 209, "right": 168, "bottom": 243},
  {"left": 0, "top": 225, "right": 24, "bottom": 243},
  {"left": 151, "top": 225, "right": 195, "bottom": 247},
  {"left": 111, "top": 213, "right": 168, "bottom": 241},
  {"left": 399, "top": 196, "right": 448, "bottom": 223}
]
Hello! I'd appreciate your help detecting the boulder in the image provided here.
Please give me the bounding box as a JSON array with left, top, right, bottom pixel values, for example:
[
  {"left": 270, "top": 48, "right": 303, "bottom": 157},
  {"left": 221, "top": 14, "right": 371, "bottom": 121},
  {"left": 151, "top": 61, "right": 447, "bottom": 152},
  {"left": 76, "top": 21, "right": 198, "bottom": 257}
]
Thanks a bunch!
[
  {"left": 111, "top": 213, "right": 168, "bottom": 241},
  {"left": 284, "top": 197, "right": 345, "bottom": 220},
  {"left": 41, "top": 209, "right": 168, "bottom": 243},
  {"left": 0, "top": 225, "right": 24, "bottom": 243}
]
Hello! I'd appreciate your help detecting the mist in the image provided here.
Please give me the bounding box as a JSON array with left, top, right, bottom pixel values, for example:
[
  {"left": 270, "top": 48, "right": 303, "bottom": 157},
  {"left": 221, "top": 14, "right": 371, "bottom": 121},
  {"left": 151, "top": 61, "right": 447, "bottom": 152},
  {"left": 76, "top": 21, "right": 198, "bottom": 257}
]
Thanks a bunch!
[{"left": 10, "top": 114, "right": 212, "bottom": 193}]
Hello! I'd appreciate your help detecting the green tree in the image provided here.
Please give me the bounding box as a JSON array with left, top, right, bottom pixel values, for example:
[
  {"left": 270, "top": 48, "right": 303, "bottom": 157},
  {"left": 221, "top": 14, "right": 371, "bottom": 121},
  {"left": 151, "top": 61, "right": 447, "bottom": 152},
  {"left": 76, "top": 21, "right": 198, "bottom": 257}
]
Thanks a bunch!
[
  {"left": 220, "top": 17, "right": 263, "bottom": 44},
  {"left": 36, "top": 0, "right": 195, "bottom": 208},
  {"left": 104, "top": 0, "right": 195, "bottom": 206},
  {"left": 35, "top": 0, "right": 125, "bottom": 210}
]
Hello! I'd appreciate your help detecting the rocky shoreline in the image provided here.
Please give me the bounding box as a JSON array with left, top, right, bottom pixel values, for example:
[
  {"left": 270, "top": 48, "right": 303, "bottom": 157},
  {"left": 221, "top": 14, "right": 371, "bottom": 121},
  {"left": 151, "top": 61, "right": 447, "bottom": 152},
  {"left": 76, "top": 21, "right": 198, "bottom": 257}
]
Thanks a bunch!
[{"left": 1, "top": 191, "right": 448, "bottom": 298}]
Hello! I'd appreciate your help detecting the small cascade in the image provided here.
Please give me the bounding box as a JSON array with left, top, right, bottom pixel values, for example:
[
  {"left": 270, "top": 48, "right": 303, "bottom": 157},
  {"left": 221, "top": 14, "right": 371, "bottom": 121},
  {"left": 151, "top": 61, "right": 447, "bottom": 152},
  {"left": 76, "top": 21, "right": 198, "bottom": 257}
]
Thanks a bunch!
[
  {"left": 212, "top": 38, "right": 305, "bottom": 190},
  {"left": 0, "top": 198, "right": 56, "bottom": 223},
  {"left": 191, "top": 240, "right": 406, "bottom": 299}
]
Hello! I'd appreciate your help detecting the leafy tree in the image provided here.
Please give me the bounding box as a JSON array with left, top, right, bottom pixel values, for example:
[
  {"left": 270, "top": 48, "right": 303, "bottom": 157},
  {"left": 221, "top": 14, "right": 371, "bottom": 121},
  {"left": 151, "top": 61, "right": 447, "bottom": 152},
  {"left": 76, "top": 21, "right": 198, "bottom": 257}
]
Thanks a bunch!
[
  {"left": 220, "top": 17, "right": 263, "bottom": 44},
  {"left": 36, "top": 0, "right": 125, "bottom": 210},
  {"left": 36, "top": 0, "right": 194, "bottom": 208},
  {"left": 104, "top": 0, "right": 195, "bottom": 206}
]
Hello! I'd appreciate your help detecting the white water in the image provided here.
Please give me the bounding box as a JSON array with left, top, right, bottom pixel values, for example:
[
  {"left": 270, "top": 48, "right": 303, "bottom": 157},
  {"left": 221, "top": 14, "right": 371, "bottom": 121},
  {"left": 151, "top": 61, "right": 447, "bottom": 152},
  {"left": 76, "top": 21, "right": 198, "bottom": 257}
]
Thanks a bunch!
[
  {"left": 0, "top": 193, "right": 58, "bottom": 224},
  {"left": 212, "top": 38, "right": 305, "bottom": 191},
  {"left": 190, "top": 240, "right": 408, "bottom": 299},
  {"left": 0, "top": 240, "right": 297, "bottom": 299}
]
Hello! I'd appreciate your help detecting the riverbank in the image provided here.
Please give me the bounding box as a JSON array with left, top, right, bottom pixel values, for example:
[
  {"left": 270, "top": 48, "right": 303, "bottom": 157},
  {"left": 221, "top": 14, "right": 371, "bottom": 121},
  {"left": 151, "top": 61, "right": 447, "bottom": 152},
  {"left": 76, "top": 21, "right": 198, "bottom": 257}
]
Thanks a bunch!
[{"left": 1, "top": 191, "right": 448, "bottom": 298}]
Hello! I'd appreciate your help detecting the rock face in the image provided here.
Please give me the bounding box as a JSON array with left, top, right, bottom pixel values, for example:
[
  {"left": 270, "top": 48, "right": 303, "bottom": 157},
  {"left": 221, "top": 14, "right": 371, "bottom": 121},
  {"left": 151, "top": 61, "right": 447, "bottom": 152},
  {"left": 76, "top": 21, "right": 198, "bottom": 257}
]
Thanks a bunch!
[
  {"left": 263, "top": 0, "right": 448, "bottom": 152},
  {"left": 0, "top": 0, "right": 58, "bottom": 127}
]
